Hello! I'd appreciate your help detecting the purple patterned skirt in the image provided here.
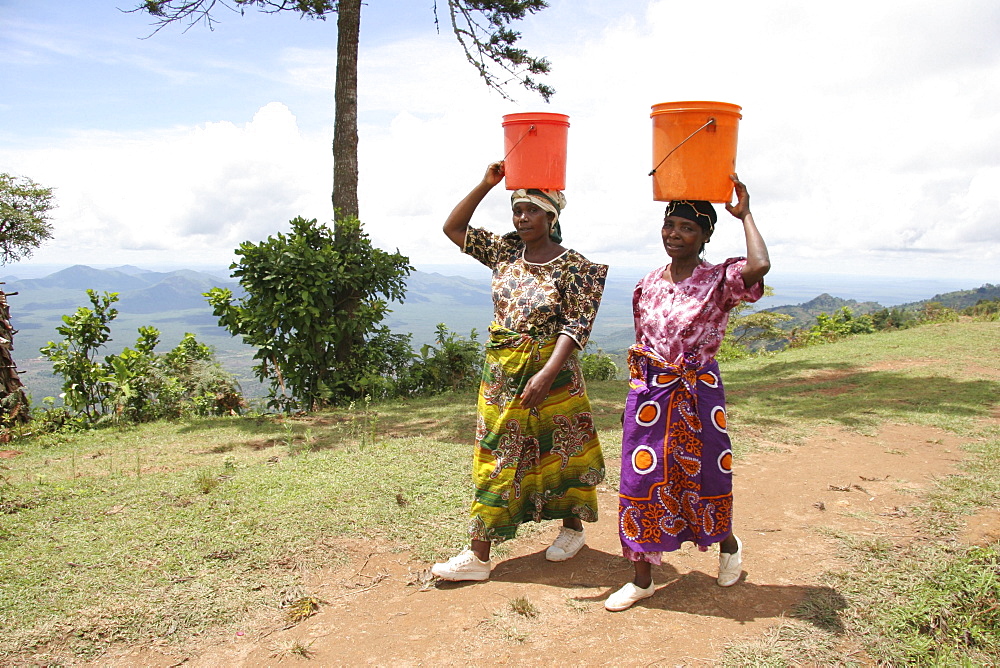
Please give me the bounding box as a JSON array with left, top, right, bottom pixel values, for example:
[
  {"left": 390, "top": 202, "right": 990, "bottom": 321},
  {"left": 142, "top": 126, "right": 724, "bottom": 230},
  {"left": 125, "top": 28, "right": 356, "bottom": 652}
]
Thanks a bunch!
[{"left": 618, "top": 345, "right": 734, "bottom": 563}]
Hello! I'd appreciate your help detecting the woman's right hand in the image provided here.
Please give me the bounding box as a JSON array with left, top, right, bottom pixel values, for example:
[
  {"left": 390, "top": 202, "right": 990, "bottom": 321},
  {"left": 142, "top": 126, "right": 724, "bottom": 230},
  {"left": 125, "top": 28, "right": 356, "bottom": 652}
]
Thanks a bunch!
[{"left": 482, "top": 161, "right": 505, "bottom": 188}]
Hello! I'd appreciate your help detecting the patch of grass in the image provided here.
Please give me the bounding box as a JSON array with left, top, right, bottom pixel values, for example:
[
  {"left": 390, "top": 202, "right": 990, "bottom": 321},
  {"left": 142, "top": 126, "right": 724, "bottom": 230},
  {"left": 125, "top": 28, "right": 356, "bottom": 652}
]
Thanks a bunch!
[
  {"left": 564, "top": 598, "right": 591, "bottom": 614},
  {"left": 476, "top": 613, "right": 530, "bottom": 644},
  {"left": 194, "top": 468, "right": 220, "bottom": 494},
  {"left": 509, "top": 596, "right": 539, "bottom": 618},
  {"left": 720, "top": 322, "right": 1000, "bottom": 665},
  {"left": 499, "top": 626, "right": 528, "bottom": 644},
  {"left": 830, "top": 541, "right": 1000, "bottom": 665},
  {"left": 792, "top": 586, "right": 848, "bottom": 634},
  {"left": 926, "top": 425, "right": 1000, "bottom": 518},
  {"left": 721, "top": 620, "right": 859, "bottom": 667},
  {"left": 271, "top": 637, "right": 316, "bottom": 659},
  {"left": 723, "top": 322, "right": 1000, "bottom": 437},
  {"left": 824, "top": 429, "right": 1000, "bottom": 666},
  {"left": 285, "top": 596, "right": 322, "bottom": 623}
]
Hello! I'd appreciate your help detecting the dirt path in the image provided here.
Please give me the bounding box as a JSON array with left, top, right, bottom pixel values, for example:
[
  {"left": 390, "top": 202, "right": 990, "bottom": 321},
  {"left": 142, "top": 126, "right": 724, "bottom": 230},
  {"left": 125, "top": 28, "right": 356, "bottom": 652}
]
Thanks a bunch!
[{"left": 97, "top": 419, "right": 995, "bottom": 667}]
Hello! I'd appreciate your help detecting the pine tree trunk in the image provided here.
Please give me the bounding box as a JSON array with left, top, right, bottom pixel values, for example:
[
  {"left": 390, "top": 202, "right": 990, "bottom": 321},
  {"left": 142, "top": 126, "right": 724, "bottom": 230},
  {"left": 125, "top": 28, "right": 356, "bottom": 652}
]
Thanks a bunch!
[
  {"left": 330, "top": 0, "right": 364, "bottom": 400},
  {"left": 332, "top": 0, "right": 361, "bottom": 228}
]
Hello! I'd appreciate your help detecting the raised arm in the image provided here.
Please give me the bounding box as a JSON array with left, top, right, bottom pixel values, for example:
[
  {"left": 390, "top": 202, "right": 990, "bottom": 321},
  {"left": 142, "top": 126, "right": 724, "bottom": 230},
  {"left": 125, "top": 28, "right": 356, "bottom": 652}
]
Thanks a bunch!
[
  {"left": 725, "top": 175, "right": 771, "bottom": 288},
  {"left": 443, "top": 161, "right": 505, "bottom": 248}
]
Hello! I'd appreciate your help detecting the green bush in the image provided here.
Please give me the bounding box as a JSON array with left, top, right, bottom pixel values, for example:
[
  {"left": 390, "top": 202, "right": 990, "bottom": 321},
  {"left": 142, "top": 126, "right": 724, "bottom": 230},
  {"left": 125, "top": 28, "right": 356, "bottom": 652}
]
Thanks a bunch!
[
  {"left": 580, "top": 349, "right": 618, "bottom": 381},
  {"left": 789, "top": 307, "right": 876, "bottom": 348},
  {"left": 39, "top": 292, "right": 245, "bottom": 429},
  {"left": 921, "top": 301, "right": 960, "bottom": 323},
  {"left": 163, "top": 333, "right": 245, "bottom": 416},
  {"left": 411, "top": 324, "right": 484, "bottom": 394},
  {"left": 721, "top": 286, "right": 792, "bottom": 358},
  {"left": 348, "top": 325, "right": 484, "bottom": 401},
  {"left": 871, "top": 307, "right": 920, "bottom": 331},
  {"left": 39, "top": 289, "right": 118, "bottom": 418},
  {"left": 963, "top": 298, "right": 1000, "bottom": 321},
  {"left": 204, "top": 216, "right": 411, "bottom": 411}
]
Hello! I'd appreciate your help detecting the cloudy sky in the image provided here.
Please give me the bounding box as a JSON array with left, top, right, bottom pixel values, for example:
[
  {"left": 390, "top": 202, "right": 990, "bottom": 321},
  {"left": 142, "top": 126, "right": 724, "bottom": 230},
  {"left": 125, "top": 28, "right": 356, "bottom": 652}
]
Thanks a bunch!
[{"left": 2, "top": 0, "right": 998, "bottom": 283}]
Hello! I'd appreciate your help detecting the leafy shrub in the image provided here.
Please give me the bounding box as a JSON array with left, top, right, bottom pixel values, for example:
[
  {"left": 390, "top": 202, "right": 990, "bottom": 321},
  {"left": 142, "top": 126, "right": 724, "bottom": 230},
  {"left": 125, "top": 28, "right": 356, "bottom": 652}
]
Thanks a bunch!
[
  {"left": 353, "top": 329, "right": 422, "bottom": 401},
  {"left": 39, "top": 292, "right": 245, "bottom": 429},
  {"left": 580, "top": 349, "right": 618, "bottom": 380},
  {"left": 39, "top": 289, "right": 118, "bottom": 418},
  {"left": 348, "top": 325, "right": 483, "bottom": 401},
  {"left": 716, "top": 337, "right": 751, "bottom": 362},
  {"left": 920, "top": 301, "right": 959, "bottom": 324},
  {"left": 789, "top": 307, "right": 876, "bottom": 348},
  {"left": 205, "top": 216, "right": 411, "bottom": 411},
  {"left": 962, "top": 298, "right": 1000, "bottom": 321},
  {"left": 105, "top": 326, "right": 165, "bottom": 423},
  {"left": 721, "top": 287, "right": 792, "bottom": 359},
  {"left": 870, "top": 307, "right": 920, "bottom": 331},
  {"left": 410, "top": 324, "right": 484, "bottom": 394},
  {"left": 163, "top": 333, "right": 245, "bottom": 416}
]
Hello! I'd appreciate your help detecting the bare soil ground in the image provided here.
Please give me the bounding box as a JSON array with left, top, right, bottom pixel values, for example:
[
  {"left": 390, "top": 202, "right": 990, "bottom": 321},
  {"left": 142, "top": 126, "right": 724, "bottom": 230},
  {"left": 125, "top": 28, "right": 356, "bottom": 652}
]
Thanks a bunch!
[{"left": 95, "top": 417, "right": 998, "bottom": 667}]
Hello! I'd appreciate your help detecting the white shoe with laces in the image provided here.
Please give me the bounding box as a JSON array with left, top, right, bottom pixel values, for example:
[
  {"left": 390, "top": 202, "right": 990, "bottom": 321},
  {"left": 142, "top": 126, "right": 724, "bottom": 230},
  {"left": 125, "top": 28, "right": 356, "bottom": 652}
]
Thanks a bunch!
[
  {"left": 545, "top": 527, "right": 586, "bottom": 562},
  {"left": 717, "top": 535, "right": 743, "bottom": 587},
  {"left": 605, "top": 581, "right": 656, "bottom": 611},
  {"left": 431, "top": 549, "right": 491, "bottom": 581}
]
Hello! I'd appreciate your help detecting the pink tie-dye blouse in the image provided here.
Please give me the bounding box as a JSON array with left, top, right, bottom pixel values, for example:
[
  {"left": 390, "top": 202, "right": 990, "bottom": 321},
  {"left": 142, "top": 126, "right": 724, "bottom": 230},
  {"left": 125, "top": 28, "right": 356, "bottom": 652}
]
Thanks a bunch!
[{"left": 633, "top": 257, "right": 764, "bottom": 365}]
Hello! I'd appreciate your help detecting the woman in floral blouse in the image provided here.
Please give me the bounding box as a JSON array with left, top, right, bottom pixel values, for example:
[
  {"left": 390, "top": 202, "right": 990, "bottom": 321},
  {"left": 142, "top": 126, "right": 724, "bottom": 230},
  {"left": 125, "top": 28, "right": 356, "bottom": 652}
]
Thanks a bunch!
[
  {"left": 431, "top": 161, "right": 608, "bottom": 582},
  {"left": 605, "top": 176, "right": 771, "bottom": 611}
]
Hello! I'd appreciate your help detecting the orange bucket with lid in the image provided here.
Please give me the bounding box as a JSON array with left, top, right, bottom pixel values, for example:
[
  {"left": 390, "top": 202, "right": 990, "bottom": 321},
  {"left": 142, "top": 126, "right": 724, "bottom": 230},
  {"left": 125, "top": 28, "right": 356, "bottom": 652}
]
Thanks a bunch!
[
  {"left": 650, "top": 101, "right": 741, "bottom": 202},
  {"left": 501, "top": 112, "right": 569, "bottom": 190}
]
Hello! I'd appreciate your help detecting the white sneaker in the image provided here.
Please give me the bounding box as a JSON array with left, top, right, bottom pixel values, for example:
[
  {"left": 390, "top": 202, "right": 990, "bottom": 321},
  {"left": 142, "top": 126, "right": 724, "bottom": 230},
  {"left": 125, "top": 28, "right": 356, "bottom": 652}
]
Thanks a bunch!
[
  {"left": 431, "top": 549, "right": 491, "bottom": 581},
  {"left": 717, "top": 535, "right": 743, "bottom": 587},
  {"left": 545, "top": 527, "right": 586, "bottom": 562},
  {"left": 605, "top": 581, "right": 656, "bottom": 611}
]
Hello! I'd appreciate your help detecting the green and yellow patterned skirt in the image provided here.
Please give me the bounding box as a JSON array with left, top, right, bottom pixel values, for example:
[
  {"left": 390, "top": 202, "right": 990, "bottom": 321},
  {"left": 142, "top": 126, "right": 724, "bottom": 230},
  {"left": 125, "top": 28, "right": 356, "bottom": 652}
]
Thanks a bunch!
[{"left": 469, "top": 325, "right": 605, "bottom": 542}]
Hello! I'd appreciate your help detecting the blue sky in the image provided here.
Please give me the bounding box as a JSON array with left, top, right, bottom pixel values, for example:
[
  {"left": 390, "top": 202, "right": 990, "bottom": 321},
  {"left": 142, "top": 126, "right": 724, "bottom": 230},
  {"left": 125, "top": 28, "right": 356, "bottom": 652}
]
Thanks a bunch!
[{"left": 2, "top": 0, "right": 999, "bottom": 282}]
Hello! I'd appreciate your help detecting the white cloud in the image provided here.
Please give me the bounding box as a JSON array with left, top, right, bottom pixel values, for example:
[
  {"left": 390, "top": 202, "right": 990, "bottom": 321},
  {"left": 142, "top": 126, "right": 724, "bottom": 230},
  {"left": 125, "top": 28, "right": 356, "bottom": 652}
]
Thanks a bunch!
[{"left": 7, "top": 103, "right": 331, "bottom": 266}]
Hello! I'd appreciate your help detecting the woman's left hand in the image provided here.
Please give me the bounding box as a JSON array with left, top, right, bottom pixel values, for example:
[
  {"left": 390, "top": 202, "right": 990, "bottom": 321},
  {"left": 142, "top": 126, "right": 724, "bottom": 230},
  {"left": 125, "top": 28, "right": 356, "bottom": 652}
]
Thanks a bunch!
[
  {"left": 725, "top": 174, "right": 751, "bottom": 220},
  {"left": 519, "top": 335, "right": 576, "bottom": 409}
]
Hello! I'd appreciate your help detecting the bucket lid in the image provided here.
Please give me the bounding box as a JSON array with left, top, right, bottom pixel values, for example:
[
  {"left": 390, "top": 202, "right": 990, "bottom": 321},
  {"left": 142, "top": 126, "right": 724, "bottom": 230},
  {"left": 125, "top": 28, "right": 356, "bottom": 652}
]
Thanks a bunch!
[
  {"left": 651, "top": 101, "right": 742, "bottom": 118},
  {"left": 502, "top": 112, "right": 570, "bottom": 126}
]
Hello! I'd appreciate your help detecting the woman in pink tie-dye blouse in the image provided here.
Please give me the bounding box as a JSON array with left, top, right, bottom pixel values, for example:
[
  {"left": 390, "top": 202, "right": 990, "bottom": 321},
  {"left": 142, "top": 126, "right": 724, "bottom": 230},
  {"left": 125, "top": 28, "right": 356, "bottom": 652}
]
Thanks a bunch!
[{"left": 605, "top": 175, "right": 771, "bottom": 612}]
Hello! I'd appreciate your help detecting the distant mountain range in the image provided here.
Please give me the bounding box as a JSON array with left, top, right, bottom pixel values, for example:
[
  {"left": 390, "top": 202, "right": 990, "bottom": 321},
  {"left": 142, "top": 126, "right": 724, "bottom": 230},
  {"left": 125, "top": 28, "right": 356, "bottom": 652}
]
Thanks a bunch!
[
  {"left": 765, "top": 284, "right": 1000, "bottom": 330},
  {"left": 1, "top": 264, "right": 996, "bottom": 401},
  {"left": 764, "top": 294, "right": 884, "bottom": 330}
]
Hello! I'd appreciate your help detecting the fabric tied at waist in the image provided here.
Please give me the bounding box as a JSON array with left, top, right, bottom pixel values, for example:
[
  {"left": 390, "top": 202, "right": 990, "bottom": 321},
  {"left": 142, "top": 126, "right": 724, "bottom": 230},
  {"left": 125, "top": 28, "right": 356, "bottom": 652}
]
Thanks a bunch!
[
  {"left": 627, "top": 344, "right": 706, "bottom": 433},
  {"left": 487, "top": 322, "right": 552, "bottom": 362}
]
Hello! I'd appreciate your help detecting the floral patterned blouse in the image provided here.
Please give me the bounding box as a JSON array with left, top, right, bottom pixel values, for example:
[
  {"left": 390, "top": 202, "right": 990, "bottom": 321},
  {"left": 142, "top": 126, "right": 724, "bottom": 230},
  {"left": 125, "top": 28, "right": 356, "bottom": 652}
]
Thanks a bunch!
[
  {"left": 633, "top": 257, "right": 764, "bottom": 365},
  {"left": 464, "top": 227, "right": 607, "bottom": 349}
]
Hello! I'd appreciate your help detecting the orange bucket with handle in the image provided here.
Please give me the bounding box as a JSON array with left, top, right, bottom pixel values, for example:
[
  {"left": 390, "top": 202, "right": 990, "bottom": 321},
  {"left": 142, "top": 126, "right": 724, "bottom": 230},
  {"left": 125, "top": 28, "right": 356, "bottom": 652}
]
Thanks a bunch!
[
  {"left": 501, "top": 112, "right": 569, "bottom": 190},
  {"left": 650, "top": 101, "right": 741, "bottom": 202}
]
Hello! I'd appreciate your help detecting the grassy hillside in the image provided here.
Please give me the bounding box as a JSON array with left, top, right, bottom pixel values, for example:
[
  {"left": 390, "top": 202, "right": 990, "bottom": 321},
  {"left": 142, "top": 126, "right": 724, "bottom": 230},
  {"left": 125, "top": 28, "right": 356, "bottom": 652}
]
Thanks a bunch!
[{"left": 1, "top": 320, "right": 998, "bottom": 664}]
